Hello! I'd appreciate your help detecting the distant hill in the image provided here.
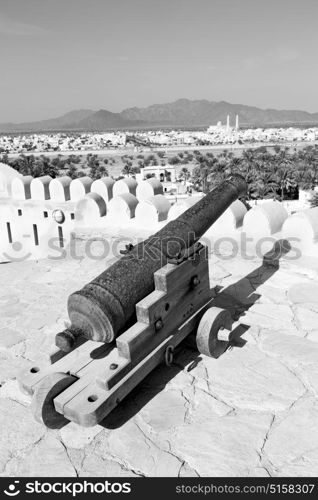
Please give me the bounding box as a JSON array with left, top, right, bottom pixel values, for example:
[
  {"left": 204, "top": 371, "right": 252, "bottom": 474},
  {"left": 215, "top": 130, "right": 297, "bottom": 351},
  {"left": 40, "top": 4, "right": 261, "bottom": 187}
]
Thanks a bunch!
[
  {"left": 1, "top": 98, "right": 318, "bottom": 132},
  {"left": 0, "top": 109, "right": 95, "bottom": 133},
  {"left": 73, "top": 109, "right": 144, "bottom": 129},
  {"left": 121, "top": 99, "right": 318, "bottom": 127}
]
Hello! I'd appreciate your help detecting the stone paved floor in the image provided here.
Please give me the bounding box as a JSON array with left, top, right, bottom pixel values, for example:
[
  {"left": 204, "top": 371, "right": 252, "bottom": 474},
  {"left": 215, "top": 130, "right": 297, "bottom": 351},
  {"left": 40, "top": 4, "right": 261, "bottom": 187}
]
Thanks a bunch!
[{"left": 1, "top": 238, "right": 318, "bottom": 477}]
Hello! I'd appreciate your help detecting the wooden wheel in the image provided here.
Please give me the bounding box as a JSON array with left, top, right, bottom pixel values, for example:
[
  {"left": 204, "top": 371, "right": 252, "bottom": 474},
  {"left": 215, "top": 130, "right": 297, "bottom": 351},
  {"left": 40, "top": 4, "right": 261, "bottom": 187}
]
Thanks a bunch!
[
  {"left": 196, "top": 307, "right": 232, "bottom": 358},
  {"left": 31, "top": 372, "right": 77, "bottom": 429}
]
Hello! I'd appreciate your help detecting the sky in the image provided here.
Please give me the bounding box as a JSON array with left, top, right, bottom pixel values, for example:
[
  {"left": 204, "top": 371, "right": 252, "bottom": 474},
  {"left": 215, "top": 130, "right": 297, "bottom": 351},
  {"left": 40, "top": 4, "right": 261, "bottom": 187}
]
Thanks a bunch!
[{"left": 0, "top": 0, "right": 317, "bottom": 122}]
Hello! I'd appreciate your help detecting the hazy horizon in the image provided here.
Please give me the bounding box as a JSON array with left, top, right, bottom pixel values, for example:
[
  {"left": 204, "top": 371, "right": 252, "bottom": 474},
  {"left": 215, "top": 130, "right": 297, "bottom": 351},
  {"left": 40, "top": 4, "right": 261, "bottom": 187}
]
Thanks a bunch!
[
  {"left": 1, "top": 0, "right": 318, "bottom": 122},
  {"left": 3, "top": 97, "right": 318, "bottom": 125}
]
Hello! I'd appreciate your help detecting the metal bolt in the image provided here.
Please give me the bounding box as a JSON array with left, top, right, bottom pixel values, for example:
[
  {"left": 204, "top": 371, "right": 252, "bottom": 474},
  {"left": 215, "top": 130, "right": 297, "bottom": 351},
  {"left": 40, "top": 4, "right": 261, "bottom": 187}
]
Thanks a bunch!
[
  {"left": 155, "top": 318, "right": 163, "bottom": 331},
  {"left": 110, "top": 363, "right": 118, "bottom": 370},
  {"left": 165, "top": 345, "right": 174, "bottom": 366},
  {"left": 191, "top": 275, "right": 200, "bottom": 287}
]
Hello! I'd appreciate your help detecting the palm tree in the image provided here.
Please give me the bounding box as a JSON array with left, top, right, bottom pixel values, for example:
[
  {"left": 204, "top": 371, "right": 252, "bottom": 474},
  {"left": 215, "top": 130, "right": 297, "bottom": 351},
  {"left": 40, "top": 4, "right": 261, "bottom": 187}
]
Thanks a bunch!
[
  {"left": 121, "top": 163, "right": 134, "bottom": 177},
  {"left": 239, "top": 151, "right": 260, "bottom": 200},
  {"left": 241, "top": 148, "right": 256, "bottom": 166},
  {"left": 0, "top": 153, "right": 10, "bottom": 164},
  {"left": 210, "top": 159, "right": 230, "bottom": 187},
  {"left": 297, "top": 166, "right": 318, "bottom": 191},
  {"left": 274, "top": 147, "right": 297, "bottom": 200},
  {"left": 15, "top": 154, "right": 36, "bottom": 175},
  {"left": 310, "top": 192, "right": 318, "bottom": 208},
  {"left": 191, "top": 165, "right": 210, "bottom": 193},
  {"left": 217, "top": 149, "right": 233, "bottom": 161},
  {"left": 67, "top": 163, "right": 78, "bottom": 179},
  {"left": 179, "top": 167, "right": 190, "bottom": 185},
  {"left": 252, "top": 170, "right": 279, "bottom": 199},
  {"left": 37, "top": 155, "right": 59, "bottom": 178},
  {"left": 228, "top": 156, "right": 242, "bottom": 174},
  {"left": 91, "top": 164, "right": 109, "bottom": 180},
  {"left": 275, "top": 164, "right": 297, "bottom": 201}
]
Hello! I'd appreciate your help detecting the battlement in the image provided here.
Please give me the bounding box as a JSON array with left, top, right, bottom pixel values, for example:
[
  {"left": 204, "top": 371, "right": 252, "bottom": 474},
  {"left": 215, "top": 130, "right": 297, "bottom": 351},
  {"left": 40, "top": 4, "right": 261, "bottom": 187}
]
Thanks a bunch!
[{"left": 1, "top": 169, "right": 318, "bottom": 264}]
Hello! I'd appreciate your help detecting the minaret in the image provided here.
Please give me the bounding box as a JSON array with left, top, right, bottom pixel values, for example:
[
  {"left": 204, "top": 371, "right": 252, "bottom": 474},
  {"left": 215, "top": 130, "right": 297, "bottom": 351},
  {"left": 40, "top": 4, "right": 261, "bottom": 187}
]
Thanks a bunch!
[
  {"left": 235, "top": 114, "right": 239, "bottom": 130},
  {"left": 226, "top": 114, "right": 230, "bottom": 131}
]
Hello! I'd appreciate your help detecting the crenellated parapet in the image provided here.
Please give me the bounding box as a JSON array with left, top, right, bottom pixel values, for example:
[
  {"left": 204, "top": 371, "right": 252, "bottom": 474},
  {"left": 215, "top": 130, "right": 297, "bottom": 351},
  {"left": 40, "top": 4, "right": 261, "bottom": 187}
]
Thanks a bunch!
[{"left": 1, "top": 172, "right": 318, "bottom": 263}]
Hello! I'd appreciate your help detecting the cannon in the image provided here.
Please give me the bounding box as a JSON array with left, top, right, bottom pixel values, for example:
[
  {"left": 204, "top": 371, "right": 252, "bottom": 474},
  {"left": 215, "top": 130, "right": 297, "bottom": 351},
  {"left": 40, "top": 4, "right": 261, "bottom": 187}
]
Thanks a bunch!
[
  {"left": 19, "top": 175, "right": 247, "bottom": 428},
  {"left": 56, "top": 174, "right": 247, "bottom": 351}
]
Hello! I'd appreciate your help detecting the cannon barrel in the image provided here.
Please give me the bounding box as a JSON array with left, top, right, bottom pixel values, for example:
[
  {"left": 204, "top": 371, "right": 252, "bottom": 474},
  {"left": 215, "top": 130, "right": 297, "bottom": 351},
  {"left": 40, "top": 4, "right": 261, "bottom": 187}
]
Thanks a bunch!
[{"left": 56, "top": 174, "right": 247, "bottom": 351}]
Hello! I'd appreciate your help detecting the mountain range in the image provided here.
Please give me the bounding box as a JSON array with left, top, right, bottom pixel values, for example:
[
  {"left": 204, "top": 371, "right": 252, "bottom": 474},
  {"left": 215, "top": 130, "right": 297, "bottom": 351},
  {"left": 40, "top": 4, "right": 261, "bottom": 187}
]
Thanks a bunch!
[{"left": 1, "top": 99, "right": 318, "bottom": 132}]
